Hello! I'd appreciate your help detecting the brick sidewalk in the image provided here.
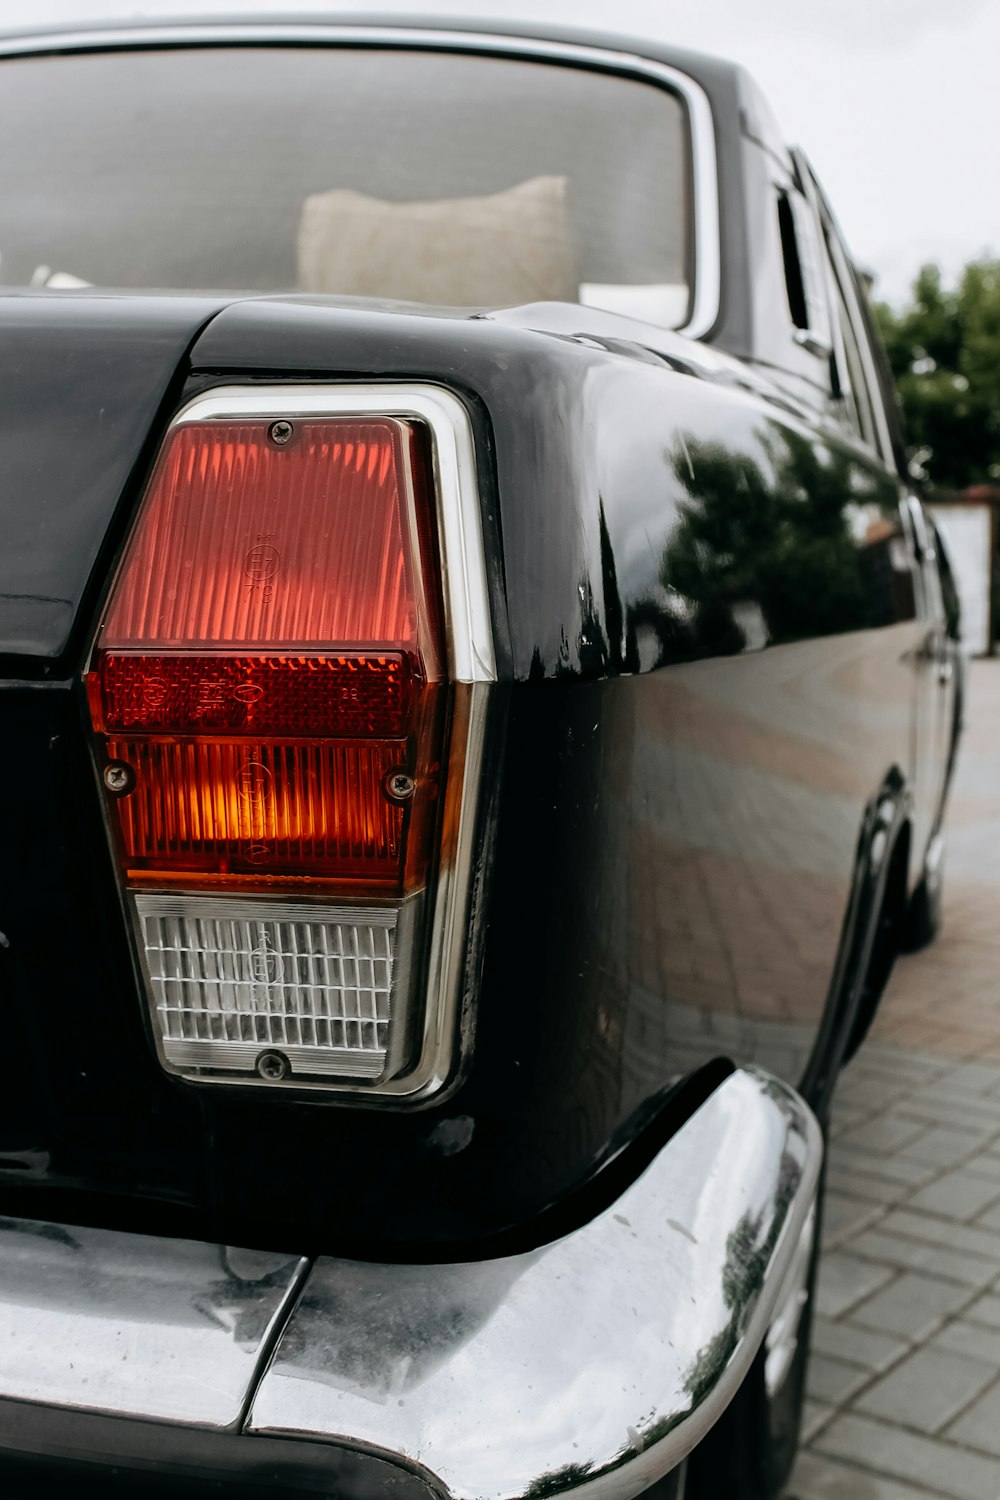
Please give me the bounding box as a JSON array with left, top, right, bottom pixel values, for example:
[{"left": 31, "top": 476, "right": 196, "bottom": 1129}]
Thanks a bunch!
[{"left": 786, "top": 660, "right": 1000, "bottom": 1499}]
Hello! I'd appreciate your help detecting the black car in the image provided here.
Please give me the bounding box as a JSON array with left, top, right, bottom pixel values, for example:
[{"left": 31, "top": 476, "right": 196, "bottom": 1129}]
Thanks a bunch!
[{"left": 0, "top": 16, "right": 962, "bottom": 1499}]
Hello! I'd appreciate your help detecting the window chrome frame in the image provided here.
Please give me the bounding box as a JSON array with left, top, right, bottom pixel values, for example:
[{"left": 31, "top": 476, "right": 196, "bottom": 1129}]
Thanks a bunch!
[
  {"left": 98, "top": 382, "right": 495, "bottom": 1106},
  {"left": 0, "top": 21, "right": 722, "bottom": 341}
]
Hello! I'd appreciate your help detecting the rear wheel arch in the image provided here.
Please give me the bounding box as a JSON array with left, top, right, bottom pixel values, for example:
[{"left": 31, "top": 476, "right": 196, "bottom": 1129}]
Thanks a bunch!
[
  {"left": 842, "top": 815, "right": 911, "bottom": 1062},
  {"left": 799, "top": 769, "right": 912, "bottom": 1116},
  {"left": 689, "top": 788, "right": 913, "bottom": 1495}
]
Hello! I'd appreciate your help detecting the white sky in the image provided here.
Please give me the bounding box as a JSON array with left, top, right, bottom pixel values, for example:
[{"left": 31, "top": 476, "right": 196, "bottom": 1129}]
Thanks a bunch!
[{"left": 8, "top": 0, "right": 1000, "bottom": 303}]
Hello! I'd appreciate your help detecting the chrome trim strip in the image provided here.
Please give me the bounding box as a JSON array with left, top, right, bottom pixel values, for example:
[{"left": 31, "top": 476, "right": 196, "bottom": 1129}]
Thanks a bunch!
[
  {"left": 121, "top": 384, "right": 494, "bottom": 1103},
  {"left": 0, "top": 1217, "right": 307, "bottom": 1428},
  {"left": 249, "top": 1068, "right": 823, "bottom": 1499},
  {"left": 0, "top": 23, "right": 722, "bottom": 342},
  {"left": 393, "top": 679, "right": 490, "bottom": 1100}
]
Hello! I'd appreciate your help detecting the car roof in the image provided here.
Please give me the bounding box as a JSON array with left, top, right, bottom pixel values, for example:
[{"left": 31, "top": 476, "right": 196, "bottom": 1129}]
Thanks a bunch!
[{"left": 0, "top": 11, "right": 744, "bottom": 92}]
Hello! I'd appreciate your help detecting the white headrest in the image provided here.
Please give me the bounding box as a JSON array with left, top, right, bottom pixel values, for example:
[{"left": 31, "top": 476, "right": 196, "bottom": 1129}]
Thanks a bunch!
[{"left": 298, "top": 175, "right": 577, "bottom": 307}]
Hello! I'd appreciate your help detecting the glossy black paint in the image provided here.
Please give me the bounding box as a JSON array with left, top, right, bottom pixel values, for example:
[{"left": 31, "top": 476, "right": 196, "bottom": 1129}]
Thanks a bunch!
[
  {"left": 0, "top": 683, "right": 207, "bottom": 1227},
  {"left": 0, "top": 293, "right": 226, "bottom": 667},
  {"left": 0, "top": 286, "right": 926, "bottom": 1252},
  {"left": 0, "top": 22, "right": 954, "bottom": 1255}
]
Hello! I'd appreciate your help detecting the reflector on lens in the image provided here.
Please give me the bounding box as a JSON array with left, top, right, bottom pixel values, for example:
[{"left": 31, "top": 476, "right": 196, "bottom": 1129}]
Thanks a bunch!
[{"left": 93, "top": 652, "right": 412, "bottom": 738}]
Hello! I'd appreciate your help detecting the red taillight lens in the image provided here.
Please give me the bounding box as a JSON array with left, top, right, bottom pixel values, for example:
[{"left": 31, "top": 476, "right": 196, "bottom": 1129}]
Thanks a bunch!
[
  {"left": 88, "top": 415, "right": 445, "bottom": 897},
  {"left": 98, "top": 418, "right": 442, "bottom": 657}
]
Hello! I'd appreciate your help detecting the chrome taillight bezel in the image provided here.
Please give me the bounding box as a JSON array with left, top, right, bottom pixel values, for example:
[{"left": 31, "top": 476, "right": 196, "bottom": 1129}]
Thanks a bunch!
[{"left": 88, "top": 383, "right": 495, "bottom": 1104}]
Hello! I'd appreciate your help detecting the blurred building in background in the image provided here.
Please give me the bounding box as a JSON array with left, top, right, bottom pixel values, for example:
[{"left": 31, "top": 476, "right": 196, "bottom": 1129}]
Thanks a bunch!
[{"left": 929, "top": 486, "right": 999, "bottom": 656}]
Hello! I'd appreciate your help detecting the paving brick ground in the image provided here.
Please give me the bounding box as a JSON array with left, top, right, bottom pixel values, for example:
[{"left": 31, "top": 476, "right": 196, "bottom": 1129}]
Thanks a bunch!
[{"left": 785, "top": 659, "right": 1000, "bottom": 1498}]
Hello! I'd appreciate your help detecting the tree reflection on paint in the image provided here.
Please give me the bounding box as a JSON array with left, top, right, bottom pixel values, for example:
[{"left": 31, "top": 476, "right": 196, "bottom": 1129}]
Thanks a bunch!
[{"left": 654, "top": 427, "right": 910, "bottom": 662}]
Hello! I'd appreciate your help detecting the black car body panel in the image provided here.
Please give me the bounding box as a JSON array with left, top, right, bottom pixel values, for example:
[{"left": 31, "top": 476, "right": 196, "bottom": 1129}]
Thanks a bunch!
[
  {"left": 0, "top": 294, "right": 226, "bottom": 666},
  {"left": 1, "top": 290, "right": 924, "bottom": 1249},
  {"left": 0, "top": 16, "right": 961, "bottom": 1496}
]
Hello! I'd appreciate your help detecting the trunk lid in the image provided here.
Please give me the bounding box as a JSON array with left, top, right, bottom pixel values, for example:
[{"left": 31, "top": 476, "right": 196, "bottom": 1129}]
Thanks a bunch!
[{"left": 0, "top": 292, "right": 228, "bottom": 666}]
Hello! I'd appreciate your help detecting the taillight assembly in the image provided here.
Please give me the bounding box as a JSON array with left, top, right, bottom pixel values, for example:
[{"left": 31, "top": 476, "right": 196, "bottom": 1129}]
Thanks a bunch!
[{"left": 87, "top": 387, "right": 494, "bottom": 1099}]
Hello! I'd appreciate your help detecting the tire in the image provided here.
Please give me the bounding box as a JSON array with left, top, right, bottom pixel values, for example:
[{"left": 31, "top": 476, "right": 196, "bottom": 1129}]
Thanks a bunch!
[
  {"left": 684, "top": 1184, "right": 822, "bottom": 1500},
  {"left": 905, "top": 831, "right": 945, "bottom": 952}
]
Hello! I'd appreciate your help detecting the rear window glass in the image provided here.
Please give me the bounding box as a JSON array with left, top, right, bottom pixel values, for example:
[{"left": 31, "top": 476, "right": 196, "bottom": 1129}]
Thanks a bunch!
[{"left": 0, "top": 46, "right": 694, "bottom": 326}]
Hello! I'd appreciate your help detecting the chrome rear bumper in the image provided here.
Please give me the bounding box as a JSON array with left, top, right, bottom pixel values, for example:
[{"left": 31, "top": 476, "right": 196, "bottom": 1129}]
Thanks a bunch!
[{"left": 0, "top": 1067, "right": 821, "bottom": 1499}]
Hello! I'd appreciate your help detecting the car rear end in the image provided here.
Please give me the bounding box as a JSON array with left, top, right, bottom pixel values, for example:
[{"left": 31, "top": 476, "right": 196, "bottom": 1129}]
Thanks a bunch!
[{"left": 0, "top": 22, "right": 823, "bottom": 1499}]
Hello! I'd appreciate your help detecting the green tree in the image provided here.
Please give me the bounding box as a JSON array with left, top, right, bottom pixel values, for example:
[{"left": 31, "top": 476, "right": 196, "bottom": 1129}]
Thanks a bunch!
[{"left": 875, "top": 259, "right": 1000, "bottom": 490}]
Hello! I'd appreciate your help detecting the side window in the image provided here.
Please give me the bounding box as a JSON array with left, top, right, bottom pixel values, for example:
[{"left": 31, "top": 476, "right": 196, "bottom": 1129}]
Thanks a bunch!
[{"left": 776, "top": 188, "right": 832, "bottom": 358}]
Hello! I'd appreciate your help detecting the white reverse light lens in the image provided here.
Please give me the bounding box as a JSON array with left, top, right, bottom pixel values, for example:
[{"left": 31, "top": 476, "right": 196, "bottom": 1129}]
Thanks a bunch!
[{"left": 132, "top": 894, "right": 415, "bottom": 1083}]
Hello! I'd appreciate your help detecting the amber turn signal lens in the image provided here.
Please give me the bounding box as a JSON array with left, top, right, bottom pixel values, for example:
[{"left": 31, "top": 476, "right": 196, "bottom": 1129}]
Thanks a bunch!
[{"left": 104, "top": 738, "right": 408, "bottom": 884}]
